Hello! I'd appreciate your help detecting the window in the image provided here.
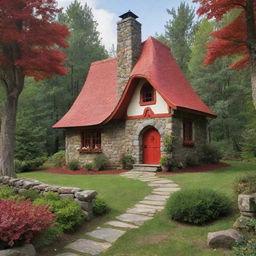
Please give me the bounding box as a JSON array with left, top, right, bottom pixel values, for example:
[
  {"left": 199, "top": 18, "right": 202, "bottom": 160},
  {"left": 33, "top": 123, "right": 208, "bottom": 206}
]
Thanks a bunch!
[
  {"left": 140, "top": 82, "right": 156, "bottom": 105},
  {"left": 80, "top": 131, "right": 101, "bottom": 152},
  {"left": 183, "top": 119, "right": 194, "bottom": 146}
]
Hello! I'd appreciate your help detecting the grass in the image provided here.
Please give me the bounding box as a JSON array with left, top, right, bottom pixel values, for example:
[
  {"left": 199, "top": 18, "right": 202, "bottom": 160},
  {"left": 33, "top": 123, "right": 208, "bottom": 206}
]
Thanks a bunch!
[
  {"left": 101, "top": 161, "right": 256, "bottom": 256},
  {"left": 19, "top": 161, "right": 256, "bottom": 256},
  {"left": 18, "top": 171, "right": 151, "bottom": 256}
]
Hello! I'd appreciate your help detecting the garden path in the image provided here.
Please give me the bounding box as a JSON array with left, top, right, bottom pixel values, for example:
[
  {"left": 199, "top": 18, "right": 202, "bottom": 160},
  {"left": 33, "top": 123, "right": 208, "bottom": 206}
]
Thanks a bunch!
[{"left": 55, "top": 170, "right": 180, "bottom": 256}]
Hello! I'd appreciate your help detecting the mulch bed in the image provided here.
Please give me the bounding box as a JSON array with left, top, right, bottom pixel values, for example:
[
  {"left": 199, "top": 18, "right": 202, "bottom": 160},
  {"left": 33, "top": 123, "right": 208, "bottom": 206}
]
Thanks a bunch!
[
  {"left": 42, "top": 167, "right": 128, "bottom": 175},
  {"left": 158, "top": 162, "right": 230, "bottom": 175},
  {"left": 41, "top": 162, "right": 230, "bottom": 176}
]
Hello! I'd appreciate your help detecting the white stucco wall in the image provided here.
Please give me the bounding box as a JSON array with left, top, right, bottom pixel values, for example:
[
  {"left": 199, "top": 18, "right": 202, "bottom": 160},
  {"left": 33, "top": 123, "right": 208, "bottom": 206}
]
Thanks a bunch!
[{"left": 126, "top": 79, "right": 169, "bottom": 117}]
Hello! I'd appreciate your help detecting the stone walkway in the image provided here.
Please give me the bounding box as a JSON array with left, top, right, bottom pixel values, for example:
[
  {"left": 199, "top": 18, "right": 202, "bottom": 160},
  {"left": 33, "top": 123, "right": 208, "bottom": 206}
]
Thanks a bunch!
[{"left": 56, "top": 171, "right": 180, "bottom": 256}]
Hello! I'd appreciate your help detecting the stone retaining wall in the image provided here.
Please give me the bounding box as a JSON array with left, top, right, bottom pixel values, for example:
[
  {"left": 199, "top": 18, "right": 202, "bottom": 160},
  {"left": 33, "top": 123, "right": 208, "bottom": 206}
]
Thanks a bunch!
[{"left": 0, "top": 176, "right": 97, "bottom": 220}]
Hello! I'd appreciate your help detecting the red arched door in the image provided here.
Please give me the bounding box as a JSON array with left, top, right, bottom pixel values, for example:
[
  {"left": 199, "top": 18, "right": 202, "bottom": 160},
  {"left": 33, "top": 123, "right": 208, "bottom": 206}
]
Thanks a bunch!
[{"left": 143, "top": 128, "right": 161, "bottom": 164}]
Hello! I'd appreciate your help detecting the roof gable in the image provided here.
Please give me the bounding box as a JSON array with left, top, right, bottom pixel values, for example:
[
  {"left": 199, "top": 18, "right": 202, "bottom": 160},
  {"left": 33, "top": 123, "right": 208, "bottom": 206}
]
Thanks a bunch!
[{"left": 109, "top": 37, "right": 216, "bottom": 120}]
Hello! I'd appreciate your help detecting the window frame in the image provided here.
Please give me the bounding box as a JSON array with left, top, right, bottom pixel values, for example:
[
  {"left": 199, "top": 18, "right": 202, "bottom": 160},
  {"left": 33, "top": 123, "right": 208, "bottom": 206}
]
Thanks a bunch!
[
  {"left": 139, "top": 82, "right": 156, "bottom": 106},
  {"left": 182, "top": 119, "right": 194, "bottom": 146},
  {"left": 79, "top": 130, "right": 102, "bottom": 153}
]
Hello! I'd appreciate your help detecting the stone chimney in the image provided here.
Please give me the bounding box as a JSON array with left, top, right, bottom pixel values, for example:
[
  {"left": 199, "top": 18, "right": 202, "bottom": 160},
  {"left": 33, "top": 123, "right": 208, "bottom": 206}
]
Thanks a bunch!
[{"left": 117, "top": 11, "right": 141, "bottom": 97}]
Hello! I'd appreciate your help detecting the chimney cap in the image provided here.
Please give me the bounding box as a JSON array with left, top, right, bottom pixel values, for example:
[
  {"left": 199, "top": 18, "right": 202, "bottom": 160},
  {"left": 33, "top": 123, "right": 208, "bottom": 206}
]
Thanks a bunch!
[{"left": 119, "top": 10, "right": 138, "bottom": 20}]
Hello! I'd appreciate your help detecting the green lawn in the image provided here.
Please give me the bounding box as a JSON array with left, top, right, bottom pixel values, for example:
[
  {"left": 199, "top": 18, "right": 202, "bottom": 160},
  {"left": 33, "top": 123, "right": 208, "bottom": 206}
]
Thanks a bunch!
[
  {"left": 19, "top": 161, "right": 256, "bottom": 256},
  {"left": 19, "top": 171, "right": 151, "bottom": 256},
  {"left": 102, "top": 161, "right": 255, "bottom": 256}
]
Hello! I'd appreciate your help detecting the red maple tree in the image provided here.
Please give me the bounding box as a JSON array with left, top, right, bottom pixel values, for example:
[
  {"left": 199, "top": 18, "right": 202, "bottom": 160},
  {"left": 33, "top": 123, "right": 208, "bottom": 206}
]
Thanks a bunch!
[
  {"left": 194, "top": 0, "right": 256, "bottom": 107},
  {"left": 0, "top": 0, "right": 69, "bottom": 176}
]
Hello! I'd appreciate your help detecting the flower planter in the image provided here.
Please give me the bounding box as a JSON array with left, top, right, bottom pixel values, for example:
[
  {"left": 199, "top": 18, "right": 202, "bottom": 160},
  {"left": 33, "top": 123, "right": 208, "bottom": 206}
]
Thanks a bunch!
[
  {"left": 0, "top": 244, "right": 36, "bottom": 256},
  {"left": 238, "top": 193, "right": 256, "bottom": 217}
]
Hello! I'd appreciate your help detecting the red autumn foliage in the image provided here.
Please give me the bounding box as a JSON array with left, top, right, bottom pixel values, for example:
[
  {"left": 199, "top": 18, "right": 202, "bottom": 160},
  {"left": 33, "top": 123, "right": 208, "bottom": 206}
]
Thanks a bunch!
[
  {"left": 193, "top": 0, "right": 256, "bottom": 70},
  {"left": 0, "top": 199, "right": 55, "bottom": 248},
  {"left": 0, "top": 0, "right": 70, "bottom": 81}
]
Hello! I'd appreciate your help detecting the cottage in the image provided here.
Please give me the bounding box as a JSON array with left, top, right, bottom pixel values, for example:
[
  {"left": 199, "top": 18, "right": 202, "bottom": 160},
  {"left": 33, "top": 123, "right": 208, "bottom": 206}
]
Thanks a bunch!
[{"left": 53, "top": 11, "right": 216, "bottom": 170}]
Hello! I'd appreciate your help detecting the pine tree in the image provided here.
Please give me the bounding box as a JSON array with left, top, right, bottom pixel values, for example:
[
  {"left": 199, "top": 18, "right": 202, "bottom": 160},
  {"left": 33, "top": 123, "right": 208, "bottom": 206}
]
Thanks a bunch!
[{"left": 161, "top": 2, "right": 196, "bottom": 74}]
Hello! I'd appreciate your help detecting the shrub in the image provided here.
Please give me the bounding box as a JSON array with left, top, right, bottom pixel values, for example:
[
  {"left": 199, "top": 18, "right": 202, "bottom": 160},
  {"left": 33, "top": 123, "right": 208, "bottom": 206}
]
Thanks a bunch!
[
  {"left": 34, "top": 192, "right": 84, "bottom": 232},
  {"left": 94, "top": 154, "right": 109, "bottom": 170},
  {"left": 232, "top": 239, "right": 256, "bottom": 256},
  {"left": 243, "top": 218, "right": 256, "bottom": 233},
  {"left": 15, "top": 157, "right": 46, "bottom": 173},
  {"left": 185, "top": 155, "right": 199, "bottom": 167},
  {"left": 19, "top": 189, "right": 41, "bottom": 201},
  {"left": 160, "top": 156, "right": 177, "bottom": 171},
  {"left": 234, "top": 173, "right": 256, "bottom": 195},
  {"left": 67, "top": 160, "right": 80, "bottom": 171},
  {"left": 166, "top": 188, "right": 232, "bottom": 225},
  {"left": 93, "top": 197, "right": 110, "bottom": 216},
  {"left": 32, "top": 226, "right": 62, "bottom": 247},
  {"left": 44, "top": 151, "right": 66, "bottom": 168},
  {"left": 84, "top": 163, "right": 93, "bottom": 170},
  {"left": 121, "top": 154, "right": 135, "bottom": 170},
  {"left": 0, "top": 199, "right": 55, "bottom": 249},
  {"left": 197, "top": 144, "right": 222, "bottom": 164},
  {"left": 0, "top": 186, "right": 16, "bottom": 200},
  {"left": 163, "top": 135, "right": 175, "bottom": 154}
]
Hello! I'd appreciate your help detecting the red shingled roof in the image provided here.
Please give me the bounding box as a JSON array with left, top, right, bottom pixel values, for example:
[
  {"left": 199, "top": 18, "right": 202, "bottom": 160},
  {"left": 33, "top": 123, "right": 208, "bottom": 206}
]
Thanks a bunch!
[
  {"left": 109, "top": 37, "right": 216, "bottom": 120},
  {"left": 53, "top": 58, "right": 118, "bottom": 128},
  {"left": 54, "top": 37, "right": 215, "bottom": 128}
]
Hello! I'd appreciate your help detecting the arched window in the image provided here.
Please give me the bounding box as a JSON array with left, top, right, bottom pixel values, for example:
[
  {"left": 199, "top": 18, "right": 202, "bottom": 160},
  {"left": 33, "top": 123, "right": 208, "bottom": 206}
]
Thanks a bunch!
[{"left": 140, "top": 82, "right": 156, "bottom": 106}]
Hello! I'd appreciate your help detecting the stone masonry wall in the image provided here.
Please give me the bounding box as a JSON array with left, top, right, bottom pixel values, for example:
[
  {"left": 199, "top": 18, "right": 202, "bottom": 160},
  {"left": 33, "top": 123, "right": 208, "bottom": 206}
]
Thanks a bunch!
[
  {"left": 65, "top": 120, "right": 126, "bottom": 168},
  {"left": 171, "top": 110, "right": 208, "bottom": 163},
  {"left": 117, "top": 17, "right": 141, "bottom": 97},
  {"left": 124, "top": 117, "right": 173, "bottom": 164},
  {"left": 101, "top": 120, "right": 126, "bottom": 167},
  {"left": 0, "top": 176, "right": 97, "bottom": 220},
  {"left": 66, "top": 112, "right": 208, "bottom": 168}
]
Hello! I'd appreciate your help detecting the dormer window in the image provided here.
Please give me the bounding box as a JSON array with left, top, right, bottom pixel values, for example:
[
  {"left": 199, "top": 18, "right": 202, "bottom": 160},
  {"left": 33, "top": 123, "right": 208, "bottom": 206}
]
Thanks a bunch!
[{"left": 140, "top": 82, "right": 156, "bottom": 106}]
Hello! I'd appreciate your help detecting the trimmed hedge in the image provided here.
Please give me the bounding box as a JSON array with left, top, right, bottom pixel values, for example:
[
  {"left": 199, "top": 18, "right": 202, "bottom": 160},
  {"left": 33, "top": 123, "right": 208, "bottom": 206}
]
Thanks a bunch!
[{"left": 166, "top": 188, "right": 232, "bottom": 225}]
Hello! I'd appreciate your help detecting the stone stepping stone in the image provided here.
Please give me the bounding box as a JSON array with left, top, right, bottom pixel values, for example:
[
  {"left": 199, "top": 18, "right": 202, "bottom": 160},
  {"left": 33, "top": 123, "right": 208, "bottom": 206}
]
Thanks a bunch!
[
  {"left": 116, "top": 213, "right": 153, "bottom": 225},
  {"left": 152, "top": 191, "right": 172, "bottom": 196},
  {"left": 86, "top": 228, "right": 125, "bottom": 243},
  {"left": 55, "top": 253, "right": 79, "bottom": 256},
  {"left": 106, "top": 221, "right": 138, "bottom": 229},
  {"left": 148, "top": 183, "right": 179, "bottom": 188},
  {"left": 144, "top": 195, "right": 168, "bottom": 201},
  {"left": 150, "top": 180, "right": 174, "bottom": 184},
  {"left": 140, "top": 200, "right": 165, "bottom": 206},
  {"left": 126, "top": 206, "right": 157, "bottom": 216},
  {"left": 135, "top": 204, "right": 164, "bottom": 211},
  {"left": 65, "top": 239, "right": 111, "bottom": 255},
  {"left": 153, "top": 187, "right": 180, "bottom": 193}
]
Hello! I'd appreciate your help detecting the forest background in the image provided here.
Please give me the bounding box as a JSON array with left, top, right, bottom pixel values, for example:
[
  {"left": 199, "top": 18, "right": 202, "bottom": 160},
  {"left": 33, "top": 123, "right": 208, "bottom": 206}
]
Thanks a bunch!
[{"left": 0, "top": 1, "right": 254, "bottom": 167}]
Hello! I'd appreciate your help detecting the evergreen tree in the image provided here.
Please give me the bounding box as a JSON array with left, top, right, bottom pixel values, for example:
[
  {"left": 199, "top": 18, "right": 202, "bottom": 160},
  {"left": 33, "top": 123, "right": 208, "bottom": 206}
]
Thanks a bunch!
[
  {"left": 160, "top": 2, "right": 196, "bottom": 74},
  {"left": 189, "top": 18, "right": 251, "bottom": 156},
  {"left": 59, "top": 0, "right": 108, "bottom": 98}
]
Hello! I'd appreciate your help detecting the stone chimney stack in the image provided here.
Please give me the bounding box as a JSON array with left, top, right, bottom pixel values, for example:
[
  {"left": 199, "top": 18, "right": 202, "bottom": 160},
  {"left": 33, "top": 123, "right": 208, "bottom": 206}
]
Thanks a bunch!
[{"left": 117, "top": 11, "right": 141, "bottom": 97}]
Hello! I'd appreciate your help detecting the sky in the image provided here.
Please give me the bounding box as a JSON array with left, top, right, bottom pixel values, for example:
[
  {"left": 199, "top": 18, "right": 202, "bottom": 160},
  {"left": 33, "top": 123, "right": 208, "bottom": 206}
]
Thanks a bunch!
[{"left": 56, "top": 0, "right": 195, "bottom": 51}]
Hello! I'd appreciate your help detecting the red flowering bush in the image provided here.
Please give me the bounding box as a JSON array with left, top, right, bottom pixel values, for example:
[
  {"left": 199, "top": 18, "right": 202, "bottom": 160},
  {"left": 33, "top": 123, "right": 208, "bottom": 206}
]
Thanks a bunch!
[{"left": 0, "top": 199, "right": 55, "bottom": 248}]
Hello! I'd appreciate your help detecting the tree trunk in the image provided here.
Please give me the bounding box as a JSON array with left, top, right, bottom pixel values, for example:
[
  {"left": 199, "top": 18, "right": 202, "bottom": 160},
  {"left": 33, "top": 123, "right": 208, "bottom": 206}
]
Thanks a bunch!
[
  {"left": 0, "top": 93, "right": 19, "bottom": 177},
  {"left": 0, "top": 65, "right": 24, "bottom": 177},
  {"left": 246, "top": 0, "right": 256, "bottom": 108},
  {"left": 252, "top": 66, "right": 256, "bottom": 109}
]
